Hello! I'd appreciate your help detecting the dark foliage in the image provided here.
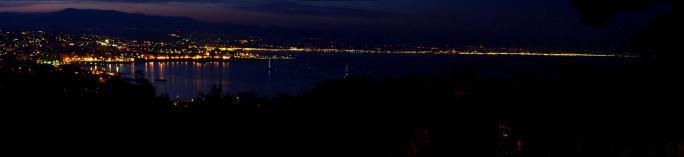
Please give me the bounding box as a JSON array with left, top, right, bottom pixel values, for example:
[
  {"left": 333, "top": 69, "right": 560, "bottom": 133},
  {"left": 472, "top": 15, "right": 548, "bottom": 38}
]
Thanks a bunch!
[
  {"left": 2, "top": 56, "right": 681, "bottom": 156},
  {"left": 147, "top": 59, "right": 680, "bottom": 157}
]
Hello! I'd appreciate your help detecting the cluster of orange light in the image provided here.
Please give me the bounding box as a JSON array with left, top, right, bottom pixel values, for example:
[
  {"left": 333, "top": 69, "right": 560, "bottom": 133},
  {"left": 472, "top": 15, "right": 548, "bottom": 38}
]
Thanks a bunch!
[
  {"left": 64, "top": 57, "right": 135, "bottom": 63},
  {"left": 138, "top": 55, "right": 208, "bottom": 60},
  {"left": 65, "top": 54, "right": 251, "bottom": 63}
]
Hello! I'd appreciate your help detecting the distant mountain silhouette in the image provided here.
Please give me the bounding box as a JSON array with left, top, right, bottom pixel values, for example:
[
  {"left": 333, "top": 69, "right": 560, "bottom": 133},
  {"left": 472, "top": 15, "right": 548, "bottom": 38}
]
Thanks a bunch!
[
  {"left": 0, "top": 8, "right": 396, "bottom": 45},
  {"left": 0, "top": 8, "right": 264, "bottom": 38}
]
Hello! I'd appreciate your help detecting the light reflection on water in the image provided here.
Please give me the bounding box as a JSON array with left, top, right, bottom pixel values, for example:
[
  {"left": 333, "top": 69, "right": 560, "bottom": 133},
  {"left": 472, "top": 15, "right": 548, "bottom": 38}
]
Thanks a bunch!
[
  {"left": 95, "top": 54, "right": 636, "bottom": 99},
  {"left": 104, "top": 60, "right": 296, "bottom": 99},
  {"left": 142, "top": 61, "right": 234, "bottom": 98}
]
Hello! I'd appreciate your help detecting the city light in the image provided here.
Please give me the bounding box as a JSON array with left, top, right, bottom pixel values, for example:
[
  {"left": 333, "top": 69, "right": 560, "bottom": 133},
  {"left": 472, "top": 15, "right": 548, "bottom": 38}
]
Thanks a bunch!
[{"left": 2, "top": 31, "right": 629, "bottom": 67}]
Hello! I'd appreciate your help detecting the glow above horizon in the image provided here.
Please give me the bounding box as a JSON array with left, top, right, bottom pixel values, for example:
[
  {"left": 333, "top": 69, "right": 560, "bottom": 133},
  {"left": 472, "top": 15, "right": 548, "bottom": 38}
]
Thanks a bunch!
[{"left": 0, "top": 0, "right": 671, "bottom": 49}]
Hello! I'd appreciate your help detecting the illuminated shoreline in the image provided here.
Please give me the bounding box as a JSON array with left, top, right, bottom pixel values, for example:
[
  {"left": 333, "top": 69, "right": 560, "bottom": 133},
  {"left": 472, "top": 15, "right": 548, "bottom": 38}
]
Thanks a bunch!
[
  {"left": 58, "top": 55, "right": 295, "bottom": 63},
  {"left": 34, "top": 50, "right": 631, "bottom": 66},
  {"left": 453, "top": 52, "right": 631, "bottom": 57}
]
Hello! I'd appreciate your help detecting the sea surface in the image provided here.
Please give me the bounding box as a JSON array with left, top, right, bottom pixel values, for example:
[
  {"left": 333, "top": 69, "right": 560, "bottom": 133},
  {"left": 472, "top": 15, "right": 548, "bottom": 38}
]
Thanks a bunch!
[{"left": 98, "top": 53, "right": 637, "bottom": 98}]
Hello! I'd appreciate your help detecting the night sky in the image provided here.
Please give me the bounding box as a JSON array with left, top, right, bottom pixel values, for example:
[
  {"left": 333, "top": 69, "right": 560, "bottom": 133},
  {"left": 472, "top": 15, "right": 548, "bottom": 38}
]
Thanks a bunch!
[{"left": 0, "top": 0, "right": 673, "bottom": 49}]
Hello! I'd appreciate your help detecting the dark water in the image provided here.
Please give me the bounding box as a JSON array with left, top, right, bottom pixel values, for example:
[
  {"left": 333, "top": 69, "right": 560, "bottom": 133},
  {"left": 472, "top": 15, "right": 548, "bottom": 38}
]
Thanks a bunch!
[{"left": 100, "top": 53, "right": 637, "bottom": 98}]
